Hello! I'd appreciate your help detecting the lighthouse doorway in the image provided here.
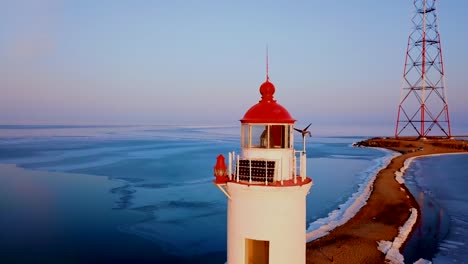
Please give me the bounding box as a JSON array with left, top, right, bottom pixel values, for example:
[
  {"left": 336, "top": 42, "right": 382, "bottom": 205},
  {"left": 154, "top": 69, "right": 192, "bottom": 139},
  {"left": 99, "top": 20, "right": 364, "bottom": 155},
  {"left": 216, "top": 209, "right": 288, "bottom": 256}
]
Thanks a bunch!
[{"left": 245, "top": 238, "right": 269, "bottom": 264}]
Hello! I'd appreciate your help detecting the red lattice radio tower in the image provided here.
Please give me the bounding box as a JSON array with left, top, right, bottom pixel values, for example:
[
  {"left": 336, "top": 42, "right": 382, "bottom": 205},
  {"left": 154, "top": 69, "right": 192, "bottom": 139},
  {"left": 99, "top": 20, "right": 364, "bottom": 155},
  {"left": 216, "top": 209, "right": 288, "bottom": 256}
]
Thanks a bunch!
[{"left": 395, "top": 0, "right": 452, "bottom": 138}]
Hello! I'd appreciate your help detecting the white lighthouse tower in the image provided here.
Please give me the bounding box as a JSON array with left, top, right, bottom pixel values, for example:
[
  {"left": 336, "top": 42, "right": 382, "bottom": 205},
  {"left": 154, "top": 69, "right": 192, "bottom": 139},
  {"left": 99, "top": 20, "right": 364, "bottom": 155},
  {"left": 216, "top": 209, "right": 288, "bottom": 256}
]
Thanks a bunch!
[{"left": 213, "top": 71, "right": 313, "bottom": 264}]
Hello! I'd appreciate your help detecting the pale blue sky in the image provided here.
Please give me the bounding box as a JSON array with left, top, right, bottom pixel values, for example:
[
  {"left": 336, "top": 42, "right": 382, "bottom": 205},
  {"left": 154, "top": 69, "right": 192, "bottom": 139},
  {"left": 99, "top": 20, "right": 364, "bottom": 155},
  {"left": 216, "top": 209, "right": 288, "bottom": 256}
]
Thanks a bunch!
[{"left": 1, "top": 0, "right": 467, "bottom": 135}]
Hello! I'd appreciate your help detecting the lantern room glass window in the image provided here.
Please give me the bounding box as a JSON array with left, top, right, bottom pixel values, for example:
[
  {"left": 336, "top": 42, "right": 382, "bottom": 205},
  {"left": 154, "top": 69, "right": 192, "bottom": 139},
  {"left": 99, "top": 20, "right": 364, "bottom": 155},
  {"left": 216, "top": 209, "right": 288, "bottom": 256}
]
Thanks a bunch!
[
  {"left": 250, "top": 125, "right": 265, "bottom": 148},
  {"left": 241, "top": 124, "right": 249, "bottom": 147},
  {"left": 285, "top": 125, "right": 292, "bottom": 148},
  {"left": 241, "top": 124, "right": 292, "bottom": 149},
  {"left": 269, "top": 125, "right": 283, "bottom": 148}
]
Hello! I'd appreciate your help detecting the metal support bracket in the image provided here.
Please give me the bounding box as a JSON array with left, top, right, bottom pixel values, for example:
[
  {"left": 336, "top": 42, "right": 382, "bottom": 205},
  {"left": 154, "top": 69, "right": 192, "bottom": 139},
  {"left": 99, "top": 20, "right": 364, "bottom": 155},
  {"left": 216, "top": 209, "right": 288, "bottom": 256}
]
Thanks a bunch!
[{"left": 214, "top": 183, "right": 231, "bottom": 200}]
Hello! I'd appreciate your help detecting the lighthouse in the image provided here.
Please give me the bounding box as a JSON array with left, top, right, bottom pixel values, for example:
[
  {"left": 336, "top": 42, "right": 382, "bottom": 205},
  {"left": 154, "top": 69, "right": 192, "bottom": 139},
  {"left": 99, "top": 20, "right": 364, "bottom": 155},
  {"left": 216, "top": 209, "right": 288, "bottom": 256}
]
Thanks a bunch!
[{"left": 213, "top": 69, "right": 313, "bottom": 264}]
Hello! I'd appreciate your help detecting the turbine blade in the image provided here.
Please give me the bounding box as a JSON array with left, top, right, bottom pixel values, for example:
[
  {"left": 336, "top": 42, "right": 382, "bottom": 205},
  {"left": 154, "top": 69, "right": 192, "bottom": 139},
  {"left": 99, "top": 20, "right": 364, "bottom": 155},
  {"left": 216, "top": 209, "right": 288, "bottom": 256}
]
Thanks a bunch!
[
  {"left": 294, "top": 128, "right": 302, "bottom": 133},
  {"left": 304, "top": 123, "right": 312, "bottom": 130}
]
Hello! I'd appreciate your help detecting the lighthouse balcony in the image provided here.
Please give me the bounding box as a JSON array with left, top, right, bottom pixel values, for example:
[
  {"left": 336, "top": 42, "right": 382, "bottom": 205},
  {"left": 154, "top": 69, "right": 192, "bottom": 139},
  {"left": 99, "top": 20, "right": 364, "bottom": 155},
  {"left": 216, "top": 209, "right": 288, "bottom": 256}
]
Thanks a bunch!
[{"left": 224, "top": 152, "right": 310, "bottom": 186}]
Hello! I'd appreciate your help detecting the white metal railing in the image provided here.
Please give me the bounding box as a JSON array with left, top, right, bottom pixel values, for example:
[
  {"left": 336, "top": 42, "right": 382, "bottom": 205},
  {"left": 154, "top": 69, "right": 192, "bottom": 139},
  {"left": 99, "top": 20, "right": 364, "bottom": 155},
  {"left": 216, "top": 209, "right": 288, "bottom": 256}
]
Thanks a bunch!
[
  {"left": 294, "top": 150, "right": 307, "bottom": 183},
  {"left": 227, "top": 150, "right": 306, "bottom": 185},
  {"left": 228, "top": 151, "right": 234, "bottom": 181},
  {"left": 228, "top": 151, "right": 277, "bottom": 185}
]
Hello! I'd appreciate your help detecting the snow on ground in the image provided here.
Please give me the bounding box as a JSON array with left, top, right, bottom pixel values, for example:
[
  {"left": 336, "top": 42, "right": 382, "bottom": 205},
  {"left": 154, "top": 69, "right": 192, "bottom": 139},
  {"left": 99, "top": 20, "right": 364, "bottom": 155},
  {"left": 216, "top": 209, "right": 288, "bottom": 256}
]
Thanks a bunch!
[{"left": 378, "top": 208, "right": 418, "bottom": 264}]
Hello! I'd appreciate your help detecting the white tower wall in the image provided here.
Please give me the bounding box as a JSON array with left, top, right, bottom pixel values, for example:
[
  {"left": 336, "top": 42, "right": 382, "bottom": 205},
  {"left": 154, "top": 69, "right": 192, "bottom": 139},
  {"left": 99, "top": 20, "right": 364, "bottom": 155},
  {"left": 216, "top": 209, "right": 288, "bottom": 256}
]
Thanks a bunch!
[{"left": 227, "top": 182, "right": 312, "bottom": 264}]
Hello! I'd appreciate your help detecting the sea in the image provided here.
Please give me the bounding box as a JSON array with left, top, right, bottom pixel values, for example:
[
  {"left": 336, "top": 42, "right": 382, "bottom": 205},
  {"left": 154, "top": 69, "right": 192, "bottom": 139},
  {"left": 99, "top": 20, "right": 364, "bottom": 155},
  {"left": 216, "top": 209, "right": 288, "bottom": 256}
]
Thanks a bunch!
[
  {"left": 402, "top": 153, "right": 468, "bottom": 264},
  {"left": 0, "top": 125, "right": 465, "bottom": 263}
]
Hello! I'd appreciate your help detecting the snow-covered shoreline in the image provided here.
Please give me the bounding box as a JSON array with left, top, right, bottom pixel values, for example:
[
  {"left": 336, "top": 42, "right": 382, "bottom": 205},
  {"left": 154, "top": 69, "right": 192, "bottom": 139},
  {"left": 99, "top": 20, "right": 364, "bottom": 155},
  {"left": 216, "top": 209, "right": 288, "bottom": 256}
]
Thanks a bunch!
[
  {"left": 378, "top": 208, "right": 418, "bottom": 263},
  {"left": 306, "top": 147, "right": 401, "bottom": 242},
  {"left": 306, "top": 145, "right": 468, "bottom": 263},
  {"left": 395, "top": 152, "right": 468, "bottom": 185}
]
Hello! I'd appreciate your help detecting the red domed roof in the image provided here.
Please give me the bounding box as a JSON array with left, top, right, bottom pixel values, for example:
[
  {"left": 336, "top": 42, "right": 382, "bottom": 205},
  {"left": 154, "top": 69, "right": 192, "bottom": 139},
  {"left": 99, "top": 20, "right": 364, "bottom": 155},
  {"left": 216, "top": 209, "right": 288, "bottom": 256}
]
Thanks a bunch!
[{"left": 241, "top": 79, "right": 295, "bottom": 124}]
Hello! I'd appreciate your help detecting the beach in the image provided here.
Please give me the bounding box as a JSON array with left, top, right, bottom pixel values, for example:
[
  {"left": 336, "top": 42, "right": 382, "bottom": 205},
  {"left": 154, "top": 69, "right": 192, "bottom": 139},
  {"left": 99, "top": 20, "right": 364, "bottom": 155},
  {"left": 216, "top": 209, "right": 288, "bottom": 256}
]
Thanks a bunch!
[{"left": 306, "top": 138, "right": 468, "bottom": 263}]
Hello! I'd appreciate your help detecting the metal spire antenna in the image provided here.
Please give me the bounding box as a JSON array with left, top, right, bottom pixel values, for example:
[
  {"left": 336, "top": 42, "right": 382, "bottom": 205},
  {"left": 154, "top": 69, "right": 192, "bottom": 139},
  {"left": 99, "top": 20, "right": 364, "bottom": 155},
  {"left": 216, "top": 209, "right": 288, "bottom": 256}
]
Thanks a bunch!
[
  {"left": 395, "top": 0, "right": 452, "bottom": 139},
  {"left": 266, "top": 45, "right": 270, "bottom": 81}
]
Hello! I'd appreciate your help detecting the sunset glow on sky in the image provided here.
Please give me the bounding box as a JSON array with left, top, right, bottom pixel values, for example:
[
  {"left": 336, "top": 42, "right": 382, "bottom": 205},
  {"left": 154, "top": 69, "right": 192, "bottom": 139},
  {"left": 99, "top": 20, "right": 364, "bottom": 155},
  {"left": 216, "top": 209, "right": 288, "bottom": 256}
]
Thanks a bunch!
[{"left": 1, "top": 0, "right": 467, "bottom": 135}]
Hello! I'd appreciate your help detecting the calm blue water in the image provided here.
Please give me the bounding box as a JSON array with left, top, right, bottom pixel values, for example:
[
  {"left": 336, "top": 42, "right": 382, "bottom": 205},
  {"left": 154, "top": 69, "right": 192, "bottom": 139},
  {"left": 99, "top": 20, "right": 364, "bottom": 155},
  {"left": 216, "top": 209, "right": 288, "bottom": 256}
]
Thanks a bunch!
[
  {"left": 0, "top": 125, "right": 387, "bottom": 263},
  {"left": 403, "top": 154, "right": 468, "bottom": 264}
]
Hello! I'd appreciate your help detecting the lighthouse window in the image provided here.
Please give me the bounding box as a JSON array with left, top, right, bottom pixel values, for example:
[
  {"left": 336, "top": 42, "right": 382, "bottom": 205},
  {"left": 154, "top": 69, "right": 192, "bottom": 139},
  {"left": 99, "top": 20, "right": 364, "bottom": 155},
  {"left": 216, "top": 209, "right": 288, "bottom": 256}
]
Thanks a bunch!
[
  {"left": 241, "top": 124, "right": 249, "bottom": 147},
  {"left": 269, "top": 125, "right": 283, "bottom": 148},
  {"left": 250, "top": 125, "right": 265, "bottom": 148},
  {"left": 242, "top": 124, "right": 291, "bottom": 149},
  {"left": 285, "top": 125, "right": 292, "bottom": 148}
]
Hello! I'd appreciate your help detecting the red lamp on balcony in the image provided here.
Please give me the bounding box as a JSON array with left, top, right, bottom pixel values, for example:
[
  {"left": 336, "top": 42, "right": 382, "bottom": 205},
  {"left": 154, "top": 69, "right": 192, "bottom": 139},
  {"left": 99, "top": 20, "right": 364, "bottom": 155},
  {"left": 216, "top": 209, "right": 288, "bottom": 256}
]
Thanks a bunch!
[{"left": 214, "top": 154, "right": 229, "bottom": 184}]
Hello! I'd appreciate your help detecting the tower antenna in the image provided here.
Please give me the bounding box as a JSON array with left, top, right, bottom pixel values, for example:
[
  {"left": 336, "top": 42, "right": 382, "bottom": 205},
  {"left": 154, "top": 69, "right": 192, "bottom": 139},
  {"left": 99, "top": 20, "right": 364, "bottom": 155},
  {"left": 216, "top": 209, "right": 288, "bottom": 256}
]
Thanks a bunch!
[
  {"left": 395, "top": 0, "right": 451, "bottom": 139},
  {"left": 266, "top": 45, "right": 269, "bottom": 81}
]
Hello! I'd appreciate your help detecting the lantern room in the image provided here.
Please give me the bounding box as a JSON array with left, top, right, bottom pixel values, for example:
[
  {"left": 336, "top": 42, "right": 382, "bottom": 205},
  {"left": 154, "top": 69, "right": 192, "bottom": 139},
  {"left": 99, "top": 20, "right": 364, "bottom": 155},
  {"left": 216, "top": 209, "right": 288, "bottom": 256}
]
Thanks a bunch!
[
  {"left": 240, "top": 78, "right": 295, "bottom": 148},
  {"left": 213, "top": 76, "right": 309, "bottom": 186},
  {"left": 241, "top": 124, "right": 292, "bottom": 149}
]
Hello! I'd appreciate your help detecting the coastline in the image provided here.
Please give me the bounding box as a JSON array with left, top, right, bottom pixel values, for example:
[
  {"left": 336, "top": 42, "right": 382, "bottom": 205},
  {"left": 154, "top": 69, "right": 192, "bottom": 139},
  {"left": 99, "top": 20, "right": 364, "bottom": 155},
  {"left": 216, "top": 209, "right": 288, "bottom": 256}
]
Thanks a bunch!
[
  {"left": 306, "top": 138, "right": 468, "bottom": 263},
  {"left": 306, "top": 148, "right": 400, "bottom": 242}
]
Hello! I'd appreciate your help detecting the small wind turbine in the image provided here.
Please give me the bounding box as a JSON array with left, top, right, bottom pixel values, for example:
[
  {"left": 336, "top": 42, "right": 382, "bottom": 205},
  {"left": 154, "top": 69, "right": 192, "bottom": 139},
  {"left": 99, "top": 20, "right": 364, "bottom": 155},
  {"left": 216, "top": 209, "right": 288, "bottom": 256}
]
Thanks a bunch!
[{"left": 294, "top": 123, "right": 312, "bottom": 152}]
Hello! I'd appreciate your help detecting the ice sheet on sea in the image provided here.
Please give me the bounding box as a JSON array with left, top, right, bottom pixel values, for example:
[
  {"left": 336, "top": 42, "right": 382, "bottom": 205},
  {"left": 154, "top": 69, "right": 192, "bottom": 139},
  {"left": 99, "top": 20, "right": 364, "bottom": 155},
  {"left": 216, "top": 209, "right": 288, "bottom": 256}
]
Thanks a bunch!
[
  {"left": 306, "top": 149, "right": 400, "bottom": 241},
  {"left": 397, "top": 152, "right": 468, "bottom": 185},
  {"left": 37, "top": 157, "right": 126, "bottom": 171},
  {"left": 438, "top": 240, "right": 464, "bottom": 249},
  {"left": 328, "top": 154, "right": 365, "bottom": 159},
  {"left": 126, "top": 144, "right": 214, "bottom": 159},
  {"left": 130, "top": 180, "right": 219, "bottom": 206},
  {"left": 3, "top": 141, "right": 221, "bottom": 172},
  {"left": 432, "top": 214, "right": 468, "bottom": 262},
  {"left": 412, "top": 153, "right": 468, "bottom": 263},
  {"left": 117, "top": 180, "right": 227, "bottom": 255},
  {"left": 0, "top": 143, "right": 164, "bottom": 167}
]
